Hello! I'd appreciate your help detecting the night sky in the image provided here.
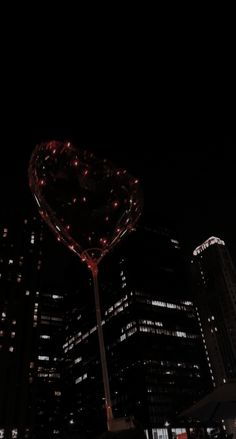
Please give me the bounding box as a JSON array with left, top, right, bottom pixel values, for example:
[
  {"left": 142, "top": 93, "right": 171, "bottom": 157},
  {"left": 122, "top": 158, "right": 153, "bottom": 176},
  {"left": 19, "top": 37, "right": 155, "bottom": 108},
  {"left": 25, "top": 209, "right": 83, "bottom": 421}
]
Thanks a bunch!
[{"left": 1, "top": 74, "right": 236, "bottom": 261}]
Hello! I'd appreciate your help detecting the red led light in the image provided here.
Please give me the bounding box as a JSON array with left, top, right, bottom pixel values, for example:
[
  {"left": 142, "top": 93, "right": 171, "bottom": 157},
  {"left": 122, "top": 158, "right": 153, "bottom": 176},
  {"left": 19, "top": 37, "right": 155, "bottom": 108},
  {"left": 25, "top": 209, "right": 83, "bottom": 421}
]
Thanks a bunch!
[{"left": 28, "top": 140, "right": 143, "bottom": 265}]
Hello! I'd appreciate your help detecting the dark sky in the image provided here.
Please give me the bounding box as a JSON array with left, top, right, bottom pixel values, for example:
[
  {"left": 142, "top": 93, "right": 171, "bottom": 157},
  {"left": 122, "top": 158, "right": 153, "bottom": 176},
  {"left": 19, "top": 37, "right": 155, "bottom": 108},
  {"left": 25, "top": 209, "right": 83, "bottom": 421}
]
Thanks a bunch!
[
  {"left": 2, "top": 113, "right": 236, "bottom": 258},
  {"left": 1, "top": 50, "right": 236, "bottom": 259}
]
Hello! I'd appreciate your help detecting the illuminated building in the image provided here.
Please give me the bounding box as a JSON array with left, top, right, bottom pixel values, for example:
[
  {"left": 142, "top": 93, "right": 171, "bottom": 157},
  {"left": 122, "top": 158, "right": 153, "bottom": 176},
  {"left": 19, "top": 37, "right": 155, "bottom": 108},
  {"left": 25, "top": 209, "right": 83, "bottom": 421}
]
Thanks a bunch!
[
  {"left": 192, "top": 236, "right": 236, "bottom": 386},
  {"left": 63, "top": 226, "right": 211, "bottom": 439},
  {"left": 0, "top": 216, "right": 214, "bottom": 439},
  {"left": 0, "top": 215, "right": 64, "bottom": 439}
]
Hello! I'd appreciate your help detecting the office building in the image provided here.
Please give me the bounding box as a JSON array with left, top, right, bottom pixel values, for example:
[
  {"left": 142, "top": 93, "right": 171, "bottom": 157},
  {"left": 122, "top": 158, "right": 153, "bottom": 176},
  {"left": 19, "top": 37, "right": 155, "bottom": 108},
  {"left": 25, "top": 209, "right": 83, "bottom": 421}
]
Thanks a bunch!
[
  {"left": 192, "top": 236, "right": 236, "bottom": 386},
  {"left": 0, "top": 215, "right": 65, "bottom": 439},
  {"left": 63, "top": 226, "right": 212, "bottom": 439}
]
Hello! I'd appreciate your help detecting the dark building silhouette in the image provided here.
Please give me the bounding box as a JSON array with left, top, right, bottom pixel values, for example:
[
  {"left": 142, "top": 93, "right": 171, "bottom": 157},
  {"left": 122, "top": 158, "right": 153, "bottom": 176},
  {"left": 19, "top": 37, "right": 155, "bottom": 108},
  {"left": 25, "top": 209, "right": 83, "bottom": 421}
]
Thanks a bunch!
[
  {"left": 0, "top": 216, "right": 213, "bottom": 439},
  {"left": 63, "top": 227, "right": 212, "bottom": 439},
  {"left": 192, "top": 236, "right": 236, "bottom": 386},
  {"left": 0, "top": 215, "right": 65, "bottom": 439}
]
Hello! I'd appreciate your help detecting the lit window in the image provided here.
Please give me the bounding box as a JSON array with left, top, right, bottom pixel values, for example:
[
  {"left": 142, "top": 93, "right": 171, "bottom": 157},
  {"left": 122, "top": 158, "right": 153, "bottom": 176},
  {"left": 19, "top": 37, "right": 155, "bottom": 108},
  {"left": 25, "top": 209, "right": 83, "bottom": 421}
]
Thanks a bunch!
[
  {"left": 120, "top": 334, "right": 126, "bottom": 342},
  {"left": 54, "top": 391, "right": 61, "bottom": 396},
  {"left": 9, "top": 346, "right": 14, "bottom": 352},
  {"left": 12, "top": 429, "right": 18, "bottom": 438},
  {"left": 40, "top": 335, "right": 50, "bottom": 339},
  {"left": 1, "top": 312, "right": 6, "bottom": 321},
  {"left": 38, "top": 355, "right": 49, "bottom": 361},
  {"left": 90, "top": 326, "right": 97, "bottom": 334},
  {"left": 75, "top": 373, "right": 87, "bottom": 384}
]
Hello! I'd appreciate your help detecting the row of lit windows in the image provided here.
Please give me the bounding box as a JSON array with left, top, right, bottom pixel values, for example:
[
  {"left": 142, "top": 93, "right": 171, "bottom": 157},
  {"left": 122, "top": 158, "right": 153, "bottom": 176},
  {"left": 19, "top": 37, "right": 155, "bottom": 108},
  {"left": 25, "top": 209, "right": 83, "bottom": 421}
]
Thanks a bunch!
[
  {"left": 139, "top": 319, "right": 163, "bottom": 327},
  {"left": 0, "top": 428, "right": 18, "bottom": 438},
  {"left": 144, "top": 359, "right": 200, "bottom": 369},
  {"left": 151, "top": 299, "right": 192, "bottom": 311},
  {"left": 196, "top": 307, "right": 216, "bottom": 386},
  {"left": 118, "top": 322, "right": 197, "bottom": 343},
  {"left": 132, "top": 291, "right": 194, "bottom": 312},
  {"left": 139, "top": 326, "right": 197, "bottom": 338},
  {"left": 75, "top": 372, "right": 87, "bottom": 384},
  {"left": 105, "top": 294, "right": 128, "bottom": 315},
  {"left": 119, "top": 327, "right": 138, "bottom": 342},
  {"left": 33, "top": 303, "right": 38, "bottom": 327},
  {"left": 38, "top": 372, "right": 60, "bottom": 379}
]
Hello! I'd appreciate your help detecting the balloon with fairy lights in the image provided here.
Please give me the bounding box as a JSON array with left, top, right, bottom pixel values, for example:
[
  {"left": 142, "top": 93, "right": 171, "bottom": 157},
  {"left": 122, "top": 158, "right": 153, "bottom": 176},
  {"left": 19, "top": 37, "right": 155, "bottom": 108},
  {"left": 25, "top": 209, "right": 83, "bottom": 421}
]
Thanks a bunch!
[{"left": 28, "top": 140, "right": 143, "bottom": 431}]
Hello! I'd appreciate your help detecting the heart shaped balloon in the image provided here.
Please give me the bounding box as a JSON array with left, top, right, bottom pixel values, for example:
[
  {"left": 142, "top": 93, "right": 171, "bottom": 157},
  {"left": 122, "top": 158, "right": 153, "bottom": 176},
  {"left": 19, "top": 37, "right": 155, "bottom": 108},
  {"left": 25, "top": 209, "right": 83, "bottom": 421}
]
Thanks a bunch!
[{"left": 29, "top": 141, "right": 143, "bottom": 265}]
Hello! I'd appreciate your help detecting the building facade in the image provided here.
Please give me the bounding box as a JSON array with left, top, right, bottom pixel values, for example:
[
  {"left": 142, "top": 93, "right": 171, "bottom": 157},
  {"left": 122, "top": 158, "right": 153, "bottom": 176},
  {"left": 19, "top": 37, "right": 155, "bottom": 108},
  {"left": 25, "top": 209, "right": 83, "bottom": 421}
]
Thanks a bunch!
[
  {"left": 63, "top": 227, "right": 212, "bottom": 439},
  {"left": 0, "top": 217, "right": 214, "bottom": 439},
  {"left": 192, "top": 236, "right": 236, "bottom": 386},
  {"left": 0, "top": 215, "right": 65, "bottom": 439}
]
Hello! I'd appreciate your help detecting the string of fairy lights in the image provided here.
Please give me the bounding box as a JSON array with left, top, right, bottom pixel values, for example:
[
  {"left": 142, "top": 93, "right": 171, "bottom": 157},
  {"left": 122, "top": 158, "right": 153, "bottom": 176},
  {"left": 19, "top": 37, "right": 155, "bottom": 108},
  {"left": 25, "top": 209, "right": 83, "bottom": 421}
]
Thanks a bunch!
[{"left": 29, "top": 140, "right": 143, "bottom": 268}]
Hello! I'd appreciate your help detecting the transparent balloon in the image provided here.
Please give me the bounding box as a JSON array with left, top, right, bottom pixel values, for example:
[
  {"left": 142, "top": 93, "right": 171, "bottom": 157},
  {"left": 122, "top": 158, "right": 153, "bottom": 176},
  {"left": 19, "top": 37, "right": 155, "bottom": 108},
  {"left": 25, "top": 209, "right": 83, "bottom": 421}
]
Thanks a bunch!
[
  {"left": 28, "top": 140, "right": 143, "bottom": 432},
  {"left": 29, "top": 140, "right": 143, "bottom": 267}
]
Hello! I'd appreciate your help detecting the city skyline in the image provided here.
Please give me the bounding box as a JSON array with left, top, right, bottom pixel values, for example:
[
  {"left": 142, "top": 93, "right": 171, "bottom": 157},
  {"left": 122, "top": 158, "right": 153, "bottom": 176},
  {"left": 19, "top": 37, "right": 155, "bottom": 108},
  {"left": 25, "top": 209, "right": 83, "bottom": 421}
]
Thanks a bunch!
[{"left": 0, "top": 214, "right": 212, "bottom": 438}]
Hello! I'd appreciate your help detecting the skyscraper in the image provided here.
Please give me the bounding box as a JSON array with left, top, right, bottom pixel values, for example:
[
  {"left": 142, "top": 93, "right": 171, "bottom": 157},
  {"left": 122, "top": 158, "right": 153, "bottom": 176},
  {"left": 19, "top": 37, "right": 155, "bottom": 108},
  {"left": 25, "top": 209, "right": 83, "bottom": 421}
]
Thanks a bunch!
[
  {"left": 0, "top": 215, "right": 44, "bottom": 439},
  {"left": 63, "top": 226, "right": 211, "bottom": 439},
  {"left": 0, "top": 216, "right": 213, "bottom": 439},
  {"left": 192, "top": 236, "right": 236, "bottom": 386},
  {"left": 0, "top": 214, "right": 65, "bottom": 439}
]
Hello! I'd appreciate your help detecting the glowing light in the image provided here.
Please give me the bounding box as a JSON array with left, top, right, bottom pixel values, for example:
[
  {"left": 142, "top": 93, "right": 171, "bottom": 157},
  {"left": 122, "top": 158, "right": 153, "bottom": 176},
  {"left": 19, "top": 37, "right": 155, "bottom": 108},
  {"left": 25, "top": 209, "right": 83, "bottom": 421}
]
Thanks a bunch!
[
  {"left": 28, "top": 140, "right": 143, "bottom": 266},
  {"left": 100, "top": 238, "right": 107, "bottom": 245},
  {"left": 193, "top": 236, "right": 225, "bottom": 255}
]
